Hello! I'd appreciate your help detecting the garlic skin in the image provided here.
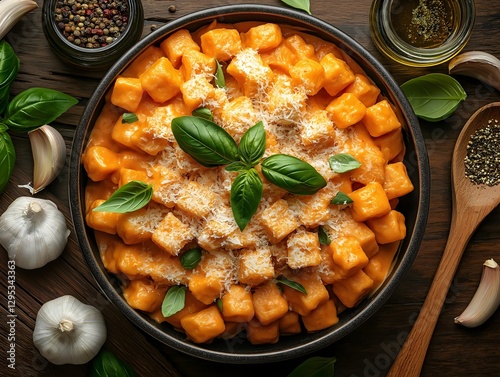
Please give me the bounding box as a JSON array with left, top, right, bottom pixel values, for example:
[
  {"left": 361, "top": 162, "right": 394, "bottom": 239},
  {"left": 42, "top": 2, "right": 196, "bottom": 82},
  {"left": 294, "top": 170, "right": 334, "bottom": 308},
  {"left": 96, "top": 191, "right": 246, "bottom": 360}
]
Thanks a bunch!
[
  {"left": 33, "top": 295, "right": 107, "bottom": 365},
  {"left": 28, "top": 125, "right": 67, "bottom": 194},
  {"left": 454, "top": 259, "right": 500, "bottom": 328},
  {"left": 0, "top": 197, "right": 70, "bottom": 269},
  {"left": 449, "top": 51, "right": 500, "bottom": 91},
  {"left": 0, "top": 0, "right": 38, "bottom": 40}
]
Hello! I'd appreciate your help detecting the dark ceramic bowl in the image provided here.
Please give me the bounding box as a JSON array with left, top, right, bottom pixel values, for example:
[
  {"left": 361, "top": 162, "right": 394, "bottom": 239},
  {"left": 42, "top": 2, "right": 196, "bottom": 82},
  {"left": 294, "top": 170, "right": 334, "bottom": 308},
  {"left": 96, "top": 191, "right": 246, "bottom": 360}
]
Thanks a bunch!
[{"left": 69, "top": 4, "right": 430, "bottom": 364}]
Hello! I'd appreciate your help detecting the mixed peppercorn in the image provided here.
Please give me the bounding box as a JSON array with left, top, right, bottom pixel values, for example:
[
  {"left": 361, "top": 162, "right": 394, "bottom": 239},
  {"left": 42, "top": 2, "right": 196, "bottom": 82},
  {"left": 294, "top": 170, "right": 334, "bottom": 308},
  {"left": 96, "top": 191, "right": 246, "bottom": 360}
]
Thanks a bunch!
[{"left": 54, "top": 0, "right": 129, "bottom": 49}]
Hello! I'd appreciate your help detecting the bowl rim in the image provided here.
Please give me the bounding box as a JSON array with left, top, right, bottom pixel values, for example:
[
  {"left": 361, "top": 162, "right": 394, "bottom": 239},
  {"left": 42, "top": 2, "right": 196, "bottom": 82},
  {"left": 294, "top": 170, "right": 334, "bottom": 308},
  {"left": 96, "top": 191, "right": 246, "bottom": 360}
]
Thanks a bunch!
[{"left": 69, "top": 3, "right": 430, "bottom": 364}]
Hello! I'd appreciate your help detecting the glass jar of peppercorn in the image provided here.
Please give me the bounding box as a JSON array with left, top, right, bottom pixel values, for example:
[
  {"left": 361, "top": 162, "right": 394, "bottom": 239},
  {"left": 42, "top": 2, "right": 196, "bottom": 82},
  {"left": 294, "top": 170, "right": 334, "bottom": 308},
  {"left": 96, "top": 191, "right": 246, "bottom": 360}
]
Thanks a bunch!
[{"left": 42, "top": 0, "right": 144, "bottom": 70}]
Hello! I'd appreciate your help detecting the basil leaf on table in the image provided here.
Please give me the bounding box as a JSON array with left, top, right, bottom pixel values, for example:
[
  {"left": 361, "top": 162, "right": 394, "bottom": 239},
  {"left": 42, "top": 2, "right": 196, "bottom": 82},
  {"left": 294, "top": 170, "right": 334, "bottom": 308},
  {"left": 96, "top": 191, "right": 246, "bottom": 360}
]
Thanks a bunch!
[
  {"left": 329, "top": 153, "right": 361, "bottom": 173},
  {"left": 0, "top": 40, "right": 20, "bottom": 90},
  {"left": 261, "top": 154, "right": 326, "bottom": 195},
  {"left": 230, "top": 168, "right": 263, "bottom": 231},
  {"left": 171, "top": 116, "right": 238, "bottom": 167},
  {"left": 238, "top": 121, "right": 266, "bottom": 167},
  {"left": 161, "top": 285, "right": 186, "bottom": 317},
  {"left": 281, "top": 0, "right": 312, "bottom": 15},
  {"left": 3, "top": 87, "right": 78, "bottom": 132},
  {"left": 180, "top": 248, "right": 202, "bottom": 270},
  {"left": 401, "top": 73, "right": 466, "bottom": 122},
  {"left": 277, "top": 276, "right": 307, "bottom": 295},
  {"left": 92, "top": 180, "right": 153, "bottom": 213},
  {"left": 288, "top": 356, "right": 337, "bottom": 377},
  {"left": 0, "top": 132, "right": 16, "bottom": 193},
  {"left": 89, "top": 349, "right": 137, "bottom": 377},
  {"left": 0, "top": 85, "right": 11, "bottom": 117}
]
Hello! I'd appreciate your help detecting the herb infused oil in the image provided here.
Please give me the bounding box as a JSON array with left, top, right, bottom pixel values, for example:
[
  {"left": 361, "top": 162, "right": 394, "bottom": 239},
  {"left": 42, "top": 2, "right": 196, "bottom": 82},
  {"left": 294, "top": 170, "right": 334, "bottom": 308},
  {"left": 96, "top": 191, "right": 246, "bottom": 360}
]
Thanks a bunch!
[{"left": 390, "top": 0, "right": 456, "bottom": 48}]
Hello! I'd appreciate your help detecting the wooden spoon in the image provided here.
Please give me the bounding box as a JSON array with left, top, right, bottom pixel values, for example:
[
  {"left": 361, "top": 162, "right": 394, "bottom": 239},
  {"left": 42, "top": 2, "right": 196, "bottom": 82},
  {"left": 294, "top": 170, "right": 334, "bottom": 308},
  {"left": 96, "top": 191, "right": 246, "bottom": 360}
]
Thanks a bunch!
[{"left": 387, "top": 102, "right": 500, "bottom": 377}]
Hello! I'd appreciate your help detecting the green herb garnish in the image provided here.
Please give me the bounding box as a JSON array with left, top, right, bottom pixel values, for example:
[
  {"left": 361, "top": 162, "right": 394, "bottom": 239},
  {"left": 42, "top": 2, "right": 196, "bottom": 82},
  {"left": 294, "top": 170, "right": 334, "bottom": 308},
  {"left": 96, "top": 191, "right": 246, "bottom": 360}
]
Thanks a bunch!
[
  {"left": 401, "top": 73, "right": 466, "bottom": 122},
  {"left": 122, "top": 112, "right": 138, "bottom": 123},
  {"left": 0, "top": 132, "right": 15, "bottom": 193},
  {"left": 171, "top": 116, "right": 238, "bottom": 167},
  {"left": 261, "top": 154, "right": 327, "bottom": 195},
  {"left": 277, "top": 276, "right": 307, "bottom": 295},
  {"left": 281, "top": 0, "right": 311, "bottom": 15},
  {"left": 192, "top": 107, "right": 214, "bottom": 121},
  {"left": 180, "top": 248, "right": 202, "bottom": 270},
  {"left": 161, "top": 285, "right": 186, "bottom": 317},
  {"left": 329, "top": 153, "right": 361, "bottom": 173},
  {"left": 92, "top": 180, "right": 153, "bottom": 213},
  {"left": 238, "top": 121, "right": 266, "bottom": 167},
  {"left": 230, "top": 168, "right": 263, "bottom": 231},
  {"left": 215, "top": 60, "right": 226, "bottom": 88},
  {"left": 288, "top": 356, "right": 336, "bottom": 377},
  {"left": 318, "top": 226, "right": 331, "bottom": 246},
  {"left": 331, "top": 192, "right": 353, "bottom": 205}
]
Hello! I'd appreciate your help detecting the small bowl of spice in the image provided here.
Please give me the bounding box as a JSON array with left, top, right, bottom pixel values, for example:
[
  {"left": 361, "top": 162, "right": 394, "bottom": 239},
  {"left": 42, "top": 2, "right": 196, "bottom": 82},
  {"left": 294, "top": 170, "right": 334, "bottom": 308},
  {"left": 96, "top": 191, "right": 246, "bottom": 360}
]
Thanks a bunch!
[
  {"left": 370, "top": 0, "right": 475, "bottom": 67},
  {"left": 42, "top": 0, "right": 144, "bottom": 70}
]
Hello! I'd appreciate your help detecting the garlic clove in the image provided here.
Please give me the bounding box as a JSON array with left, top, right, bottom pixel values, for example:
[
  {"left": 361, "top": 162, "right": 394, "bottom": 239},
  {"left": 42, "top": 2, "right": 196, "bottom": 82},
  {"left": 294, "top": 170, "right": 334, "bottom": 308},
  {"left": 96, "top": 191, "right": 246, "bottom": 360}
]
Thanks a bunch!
[
  {"left": 28, "top": 125, "right": 67, "bottom": 194},
  {"left": 454, "top": 258, "right": 500, "bottom": 328},
  {"left": 448, "top": 51, "right": 500, "bottom": 92},
  {"left": 0, "top": 0, "right": 38, "bottom": 40}
]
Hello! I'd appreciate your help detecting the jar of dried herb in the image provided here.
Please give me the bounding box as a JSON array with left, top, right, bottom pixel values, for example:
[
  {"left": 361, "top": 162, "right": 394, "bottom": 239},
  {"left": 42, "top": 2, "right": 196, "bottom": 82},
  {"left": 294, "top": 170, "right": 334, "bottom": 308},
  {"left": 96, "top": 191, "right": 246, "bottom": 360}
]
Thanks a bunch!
[{"left": 42, "top": 0, "right": 144, "bottom": 70}]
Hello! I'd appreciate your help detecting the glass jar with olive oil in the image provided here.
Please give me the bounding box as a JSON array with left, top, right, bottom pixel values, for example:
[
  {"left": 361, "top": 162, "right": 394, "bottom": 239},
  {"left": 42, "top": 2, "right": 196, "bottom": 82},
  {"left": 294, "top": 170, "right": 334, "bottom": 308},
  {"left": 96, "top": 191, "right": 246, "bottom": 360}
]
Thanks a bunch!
[{"left": 370, "top": 0, "right": 475, "bottom": 67}]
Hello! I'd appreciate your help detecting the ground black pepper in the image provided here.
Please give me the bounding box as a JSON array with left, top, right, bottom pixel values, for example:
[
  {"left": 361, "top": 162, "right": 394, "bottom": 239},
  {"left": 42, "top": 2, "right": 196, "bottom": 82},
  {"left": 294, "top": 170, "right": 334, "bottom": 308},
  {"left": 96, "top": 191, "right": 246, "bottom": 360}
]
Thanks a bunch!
[
  {"left": 464, "top": 119, "right": 500, "bottom": 186},
  {"left": 54, "top": 0, "right": 130, "bottom": 49}
]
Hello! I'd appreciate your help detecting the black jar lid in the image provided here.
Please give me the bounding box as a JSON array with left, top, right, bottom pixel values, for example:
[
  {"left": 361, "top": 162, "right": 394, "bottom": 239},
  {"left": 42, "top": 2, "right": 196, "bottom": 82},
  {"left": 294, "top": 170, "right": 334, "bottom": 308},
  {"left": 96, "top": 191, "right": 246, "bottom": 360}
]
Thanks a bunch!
[{"left": 42, "top": 0, "right": 144, "bottom": 71}]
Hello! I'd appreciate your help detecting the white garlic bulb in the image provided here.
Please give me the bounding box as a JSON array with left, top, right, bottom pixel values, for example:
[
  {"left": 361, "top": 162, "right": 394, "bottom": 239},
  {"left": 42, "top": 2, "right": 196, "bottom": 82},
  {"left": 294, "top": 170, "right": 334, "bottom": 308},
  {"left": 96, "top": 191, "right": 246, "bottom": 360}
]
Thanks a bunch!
[
  {"left": 33, "top": 295, "right": 107, "bottom": 365},
  {"left": 0, "top": 196, "right": 70, "bottom": 269}
]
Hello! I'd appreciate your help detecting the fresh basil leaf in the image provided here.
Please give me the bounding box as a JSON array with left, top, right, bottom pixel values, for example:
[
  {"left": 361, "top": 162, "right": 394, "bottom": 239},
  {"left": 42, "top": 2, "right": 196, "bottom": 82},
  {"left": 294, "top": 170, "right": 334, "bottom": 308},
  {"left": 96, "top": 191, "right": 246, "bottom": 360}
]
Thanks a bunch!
[
  {"left": 401, "top": 73, "right": 467, "bottom": 122},
  {"left": 161, "top": 285, "right": 186, "bottom": 317},
  {"left": 0, "top": 86, "right": 11, "bottom": 116},
  {"left": 192, "top": 107, "right": 213, "bottom": 121},
  {"left": 277, "top": 276, "right": 307, "bottom": 295},
  {"left": 318, "top": 226, "right": 331, "bottom": 246},
  {"left": 281, "top": 0, "right": 311, "bottom": 15},
  {"left": 0, "top": 132, "right": 16, "bottom": 193},
  {"left": 122, "top": 112, "right": 138, "bottom": 124},
  {"left": 215, "top": 60, "right": 226, "bottom": 88},
  {"left": 0, "top": 123, "right": 8, "bottom": 133},
  {"left": 4, "top": 87, "right": 78, "bottom": 132},
  {"left": 329, "top": 153, "right": 361, "bottom": 173},
  {"left": 331, "top": 191, "right": 353, "bottom": 205},
  {"left": 89, "top": 349, "right": 137, "bottom": 377},
  {"left": 0, "top": 40, "right": 19, "bottom": 90},
  {"left": 216, "top": 298, "right": 223, "bottom": 312},
  {"left": 261, "top": 154, "right": 326, "bottom": 195},
  {"left": 230, "top": 168, "right": 263, "bottom": 231},
  {"left": 180, "top": 248, "right": 202, "bottom": 270},
  {"left": 288, "top": 356, "right": 336, "bottom": 377},
  {"left": 92, "top": 180, "right": 153, "bottom": 213},
  {"left": 171, "top": 116, "right": 238, "bottom": 167},
  {"left": 225, "top": 161, "right": 250, "bottom": 172},
  {"left": 239, "top": 121, "right": 266, "bottom": 166}
]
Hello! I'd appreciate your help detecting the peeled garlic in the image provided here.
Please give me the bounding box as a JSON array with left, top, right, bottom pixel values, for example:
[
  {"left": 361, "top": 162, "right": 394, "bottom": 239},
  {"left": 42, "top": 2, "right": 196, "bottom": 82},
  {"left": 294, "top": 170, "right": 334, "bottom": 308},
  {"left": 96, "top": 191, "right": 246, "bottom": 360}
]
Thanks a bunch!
[
  {"left": 0, "top": 0, "right": 38, "bottom": 40},
  {"left": 449, "top": 51, "right": 500, "bottom": 92},
  {"left": 28, "top": 125, "right": 67, "bottom": 194},
  {"left": 33, "top": 295, "right": 107, "bottom": 365},
  {"left": 454, "top": 259, "right": 500, "bottom": 328},
  {"left": 0, "top": 197, "right": 70, "bottom": 269}
]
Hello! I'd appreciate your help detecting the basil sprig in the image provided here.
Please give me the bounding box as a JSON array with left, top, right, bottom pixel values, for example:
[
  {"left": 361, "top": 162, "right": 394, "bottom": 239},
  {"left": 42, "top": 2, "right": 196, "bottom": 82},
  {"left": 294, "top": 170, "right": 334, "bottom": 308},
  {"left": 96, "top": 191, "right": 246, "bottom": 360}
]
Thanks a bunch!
[
  {"left": 238, "top": 121, "right": 266, "bottom": 167},
  {"left": 261, "top": 154, "right": 326, "bottom": 195},
  {"left": 401, "top": 73, "right": 466, "bottom": 122},
  {"left": 93, "top": 180, "right": 153, "bottom": 213},
  {"left": 329, "top": 153, "right": 361, "bottom": 173},
  {"left": 161, "top": 285, "right": 187, "bottom": 317},
  {"left": 0, "top": 133, "right": 15, "bottom": 193},
  {"left": 288, "top": 356, "right": 336, "bottom": 377},
  {"left": 171, "top": 116, "right": 238, "bottom": 167},
  {"left": 89, "top": 349, "right": 137, "bottom": 377},
  {"left": 2, "top": 87, "right": 78, "bottom": 132},
  {"left": 231, "top": 168, "right": 263, "bottom": 231}
]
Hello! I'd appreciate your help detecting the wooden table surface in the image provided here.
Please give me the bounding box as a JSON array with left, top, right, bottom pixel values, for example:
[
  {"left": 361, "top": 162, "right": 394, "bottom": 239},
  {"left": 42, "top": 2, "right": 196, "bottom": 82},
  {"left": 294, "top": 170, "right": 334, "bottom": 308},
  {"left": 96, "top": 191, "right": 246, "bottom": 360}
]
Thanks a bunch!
[{"left": 1, "top": 0, "right": 499, "bottom": 376}]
